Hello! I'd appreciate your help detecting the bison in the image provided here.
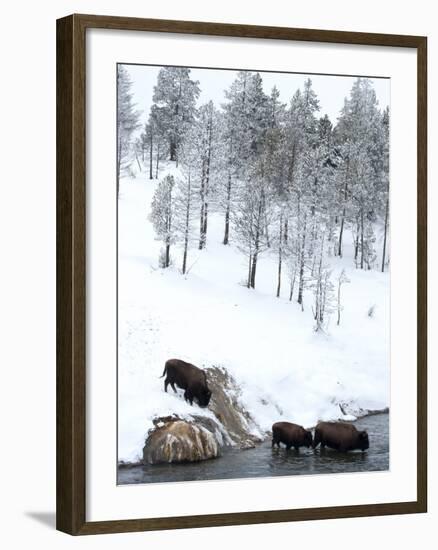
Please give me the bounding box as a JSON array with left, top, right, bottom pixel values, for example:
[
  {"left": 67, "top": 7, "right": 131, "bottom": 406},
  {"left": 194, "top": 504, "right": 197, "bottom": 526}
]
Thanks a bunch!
[
  {"left": 272, "top": 421, "right": 313, "bottom": 451},
  {"left": 161, "top": 359, "right": 212, "bottom": 408},
  {"left": 313, "top": 421, "right": 369, "bottom": 452}
]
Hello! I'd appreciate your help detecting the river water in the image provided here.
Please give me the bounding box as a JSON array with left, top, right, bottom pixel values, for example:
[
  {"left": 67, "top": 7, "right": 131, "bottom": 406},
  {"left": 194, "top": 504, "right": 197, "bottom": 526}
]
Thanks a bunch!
[{"left": 118, "top": 413, "right": 389, "bottom": 485}]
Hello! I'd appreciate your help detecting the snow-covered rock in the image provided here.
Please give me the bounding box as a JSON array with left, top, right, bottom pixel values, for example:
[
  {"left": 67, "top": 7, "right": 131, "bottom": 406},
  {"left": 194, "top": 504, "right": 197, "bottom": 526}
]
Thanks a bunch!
[
  {"left": 143, "top": 366, "right": 264, "bottom": 465},
  {"left": 143, "top": 419, "right": 220, "bottom": 464},
  {"left": 205, "top": 366, "right": 264, "bottom": 447}
]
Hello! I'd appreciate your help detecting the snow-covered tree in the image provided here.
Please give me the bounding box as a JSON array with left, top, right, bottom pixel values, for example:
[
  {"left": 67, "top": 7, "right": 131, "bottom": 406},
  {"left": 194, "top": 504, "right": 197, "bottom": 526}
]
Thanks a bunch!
[
  {"left": 233, "top": 171, "right": 272, "bottom": 289},
  {"left": 334, "top": 78, "right": 388, "bottom": 266},
  {"left": 151, "top": 67, "right": 200, "bottom": 163},
  {"left": 194, "top": 101, "right": 217, "bottom": 250},
  {"left": 310, "top": 233, "right": 335, "bottom": 331},
  {"left": 145, "top": 68, "right": 389, "bottom": 307},
  {"left": 149, "top": 174, "right": 176, "bottom": 268},
  {"left": 174, "top": 130, "right": 201, "bottom": 274},
  {"left": 220, "top": 71, "right": 270, "bottom": 245},
  {"left": 117, "top": 66, "right": 140, "bottom": 191},
  {"left": 174, "top": 171, "right": 198, "bottom": 274},
  {"left": 380, "top": 107, "right": 390, "bottom": 272}
]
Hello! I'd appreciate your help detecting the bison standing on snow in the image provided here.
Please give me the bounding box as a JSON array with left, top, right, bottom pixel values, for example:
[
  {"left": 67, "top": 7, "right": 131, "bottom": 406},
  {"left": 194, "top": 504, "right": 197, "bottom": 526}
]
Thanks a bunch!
[
  {"left": 313, "top": 421, "right": 369, "bottom": 452},
  {"left": 272, "top": 422, "right": 313, "bottom": 451},
  {"left": 161, "top": 359, "right": 212, "bottom": 408}
]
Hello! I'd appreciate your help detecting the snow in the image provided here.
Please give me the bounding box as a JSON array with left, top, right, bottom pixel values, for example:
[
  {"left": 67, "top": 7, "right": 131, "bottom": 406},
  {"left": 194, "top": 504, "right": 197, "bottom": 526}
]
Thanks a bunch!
[{"left": 118, "top": 165, "right": 389, "bottom": 464}]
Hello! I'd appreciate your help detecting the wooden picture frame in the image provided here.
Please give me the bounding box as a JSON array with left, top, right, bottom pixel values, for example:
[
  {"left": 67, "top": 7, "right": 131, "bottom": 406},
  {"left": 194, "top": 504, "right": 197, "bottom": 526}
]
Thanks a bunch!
[{"left": 56, "top": 13, "right": 427, "bottom": 535}]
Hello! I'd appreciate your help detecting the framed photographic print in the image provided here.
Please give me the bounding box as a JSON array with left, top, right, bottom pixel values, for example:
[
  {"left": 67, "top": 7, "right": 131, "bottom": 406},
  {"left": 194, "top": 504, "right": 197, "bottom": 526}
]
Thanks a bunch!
[{"left": 56, "top": 14, "right": 427, "bottom": 535}]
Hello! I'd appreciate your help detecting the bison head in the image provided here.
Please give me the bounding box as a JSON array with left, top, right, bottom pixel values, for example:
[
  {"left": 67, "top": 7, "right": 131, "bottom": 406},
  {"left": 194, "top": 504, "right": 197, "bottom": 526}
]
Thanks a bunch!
[
  {"left": 304, "top": 429, "right": 313, "bottom": 448},
  {"left": 197, "top": 388, "right": 212, "bottom": 408},
  {"left": 359, "top": 430, "right": 369, "bottom": 451}
]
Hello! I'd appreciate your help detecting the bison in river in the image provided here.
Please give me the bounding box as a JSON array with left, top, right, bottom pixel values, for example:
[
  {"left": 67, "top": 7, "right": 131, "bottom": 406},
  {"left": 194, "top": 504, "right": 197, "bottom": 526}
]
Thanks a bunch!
[
  {"left": 313, "top": 421, "right": 369, "bottom": 452},
  {"left": 272, "top": 421, "right": 313, "bottom": 451},
  {"left": 161, "top": 359, "right": 212, "bottom": 408}
]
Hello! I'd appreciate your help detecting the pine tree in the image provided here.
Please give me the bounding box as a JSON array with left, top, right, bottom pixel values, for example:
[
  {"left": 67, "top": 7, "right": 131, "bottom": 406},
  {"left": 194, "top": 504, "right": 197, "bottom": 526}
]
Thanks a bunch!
[
  {"left": 196, "top": 101, "right": 216, "bottom": 249},
  {"left": 380, "top": 107, "right": 390, "bottom": 272},
  {"left": 174, "top": 172, "right": 198, "bottom": 274},
  {"left": 174, "top": 128, "right": 201, "bottom": 274},
  {"left": 233, "top": 170, "right": 272, "bottom": 289},
  {"left": 149, "top": 175, "right": 176, "bottom": 268},
  {"left": 117, "top": 66, "right": 140, "bottom": 192},
  {"left": 310, "top": 232, "right": 335, "bottom": 331},
  {"left": 286, "top": 79, "right": 320, "bottom": 305},
  {"left": 151, "top": 67, "right": 200, "bottom": 163},
  {"left": 334, "top": 78, "right": 387, "bottom": 266},
  {"left": 220, "top": 72, "right": 270, "bottom": 245}
]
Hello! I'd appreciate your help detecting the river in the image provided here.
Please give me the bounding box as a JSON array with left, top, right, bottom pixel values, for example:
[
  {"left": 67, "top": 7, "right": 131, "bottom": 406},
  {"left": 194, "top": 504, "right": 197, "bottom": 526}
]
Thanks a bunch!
[{"left": 118, "top": 413, "right": 389, "bottom": 485}]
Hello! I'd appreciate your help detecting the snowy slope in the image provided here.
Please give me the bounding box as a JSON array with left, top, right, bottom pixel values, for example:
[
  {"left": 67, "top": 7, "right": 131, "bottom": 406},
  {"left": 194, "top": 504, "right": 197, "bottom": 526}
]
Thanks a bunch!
[{"left": 118, "top": 165, "right": 390, "bottom": 463}]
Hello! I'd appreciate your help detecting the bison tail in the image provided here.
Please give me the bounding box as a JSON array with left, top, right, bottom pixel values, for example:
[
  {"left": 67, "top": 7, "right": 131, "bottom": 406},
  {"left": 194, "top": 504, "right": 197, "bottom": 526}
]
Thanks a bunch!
[{"left": 159, "top": 364, "right": 167, "bottom": 378}]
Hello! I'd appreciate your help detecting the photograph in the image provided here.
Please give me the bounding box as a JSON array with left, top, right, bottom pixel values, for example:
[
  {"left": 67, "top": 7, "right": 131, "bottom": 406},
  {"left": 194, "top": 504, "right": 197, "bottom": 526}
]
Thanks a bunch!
[{"left": 116, "top": 63, "right": 391, "bottom": 485}]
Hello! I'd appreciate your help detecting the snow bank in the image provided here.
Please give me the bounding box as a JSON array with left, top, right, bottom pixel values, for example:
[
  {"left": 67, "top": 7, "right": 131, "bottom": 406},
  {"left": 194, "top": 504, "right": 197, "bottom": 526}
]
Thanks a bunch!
[{"left": 118, "top": 167, "right": 389, "bottom": 463}]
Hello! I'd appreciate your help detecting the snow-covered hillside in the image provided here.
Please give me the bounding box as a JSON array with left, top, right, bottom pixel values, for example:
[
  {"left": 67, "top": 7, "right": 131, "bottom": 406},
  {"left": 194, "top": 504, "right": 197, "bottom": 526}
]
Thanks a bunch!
[{"left": 118, "top": 166, "right": 389, "bottom": 464}]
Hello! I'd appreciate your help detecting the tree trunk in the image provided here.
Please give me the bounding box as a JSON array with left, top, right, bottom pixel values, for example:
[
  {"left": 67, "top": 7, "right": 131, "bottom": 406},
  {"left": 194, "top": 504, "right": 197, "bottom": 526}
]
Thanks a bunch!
[
  {"left": 297, "top": 213, "right": 307, "bottom": 307},
  {"left": 182, "top": 174, "right": 192, "bottom": 275},
  {"left": 337, "top": 157, "right": 350, "bottom": 257},
  {"left": 203, "top": 201, "right": 208, "bottom": 243},
  {"left": 247, "top": 254, "right": 252, "bottom": 288},
  {"left": 289, "top": 268, "right": 296, "bottom": 301},
  {"left": 223, "top": 173, "right": 232, "bottom": 245},
  {"left": 201, "top": 109, "right": 212, "bottom": 248},
  {"left": 338, "top": 208, "right": 345, "bottom": 257},
  {"left": 199, "top": 170, "right": 206, "bottom": 250},
  {"left": 250, "top": 199, "right": 263, "bottom": 289},
  {"left": 381, "top": 197, "right": 389, "bottom": 272},
  {"left": 354, "top": 217, "right": 360, "bottom": 261},
  {"left": 155, "top": 141, "right": 160, "bottom": 179},
  {"left": 165, "top": 241, "right": 170, "bottom": 268},
  {"left": 250, "top": 252, "right": 258, "bottom": 289},
  {"left": 284, "top": 217, "right": 288, "bottom": 244},
  {"left": 182, "top": 243, "right": 188, "bottom": 274},
  {"left": 149, "top": 129, "right": 154, "bottom": 179},
  {"left": 170, "top": 140, "right": 177, "bottom": 161}
]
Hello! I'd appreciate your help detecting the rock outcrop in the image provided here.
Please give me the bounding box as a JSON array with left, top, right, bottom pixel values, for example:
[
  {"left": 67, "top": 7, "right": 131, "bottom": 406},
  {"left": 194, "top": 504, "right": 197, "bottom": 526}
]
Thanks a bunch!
[
  {"left": 143, "top": 366, "right": 264, "bottom": 465},
  {"left": 143, "top": 418, "right": 220, "bottom": 464},
  {"left": 205, "top": 366, "right": 263, "bottom": 448}
]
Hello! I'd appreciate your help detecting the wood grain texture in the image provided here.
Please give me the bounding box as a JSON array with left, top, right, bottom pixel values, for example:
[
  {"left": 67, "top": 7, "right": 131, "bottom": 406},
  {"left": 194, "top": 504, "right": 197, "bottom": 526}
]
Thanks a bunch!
[
  {"left": 56, "top": 15, "right": 86, "bottom": 535},
  {"left": 416, "top": 37, "right": 428, "bottom": 513},
  {"left": 56, "top": 13, "right": 427, "bottom": 535}
]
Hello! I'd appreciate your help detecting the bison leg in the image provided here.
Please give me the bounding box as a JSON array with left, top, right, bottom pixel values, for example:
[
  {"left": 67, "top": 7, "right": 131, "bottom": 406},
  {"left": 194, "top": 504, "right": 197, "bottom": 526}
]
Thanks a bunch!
[
  {"left": 184, "top": 389, "right": 194, "bottom": 406},
  {"left": 294, "top": 445, "right": 300, "bottom": 452},
  {"left": 164, "top": 378, "right": 169, "bottom": 392},
  {"left": 170, "top": 381, "right": 177, "bottom": 393},
  {"left": 313, "top": 430, "right": 321, "bottom": 449},
  {"left": 272, "top": 436, "right": 280, "bottom": 448}
]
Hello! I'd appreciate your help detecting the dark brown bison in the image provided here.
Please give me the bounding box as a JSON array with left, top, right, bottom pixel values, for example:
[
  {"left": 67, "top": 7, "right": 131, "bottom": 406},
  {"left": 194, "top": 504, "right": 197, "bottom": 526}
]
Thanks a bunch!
[
  {"left": 161, "top": 359, "right": 212, "bottom": 408},
  {"left": 272, "top": 421, "right": 313, "bottom": 451},
  {"left": 313, "top": 421, "right": 369, "bottom": 452}
]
